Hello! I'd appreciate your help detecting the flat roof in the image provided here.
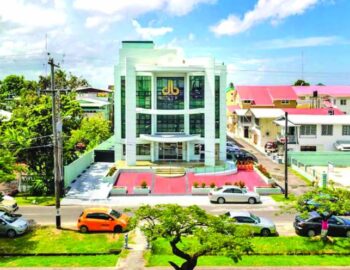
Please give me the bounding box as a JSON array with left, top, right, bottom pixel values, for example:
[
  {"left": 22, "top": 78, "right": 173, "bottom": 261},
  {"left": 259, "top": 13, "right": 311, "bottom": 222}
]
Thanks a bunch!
[
  {"left": 249, "top": 108, "right": 284, "bottom": 118},
  {"left": 140, "top": 133, "right": 201, "bottom": 143}
]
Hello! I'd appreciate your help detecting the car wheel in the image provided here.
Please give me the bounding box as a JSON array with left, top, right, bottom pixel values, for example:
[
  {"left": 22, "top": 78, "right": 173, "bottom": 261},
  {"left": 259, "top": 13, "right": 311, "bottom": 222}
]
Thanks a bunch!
[
  {"left": 261, "top": 228, "right": 271, "bottom": 237},
  {"left": 7, "top": 229, "right": 16, "bottom": 238},
  {"left": 346, "top": 231, "right": 350, "bottom": 238},
  {"left": 248, "top": 197, "right": 256, "bottom": 204},
  {"left": 307, "top": 229, "right": 316, "bottom": 237},
  {"left": 217, "top": 197, "right": 225, "bottom": 204},
  {"left": 114, "top": 225, "right": 123, "bottom": 233},
  {"left": 80, "top": 226, "right": 88, "bottom": 233}
]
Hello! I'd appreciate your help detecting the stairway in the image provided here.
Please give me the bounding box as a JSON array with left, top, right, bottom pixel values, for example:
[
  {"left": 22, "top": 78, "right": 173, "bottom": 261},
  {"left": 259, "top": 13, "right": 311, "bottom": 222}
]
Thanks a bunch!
[{"left": 155, "top": 167, "right": 186, "bottom": 178}]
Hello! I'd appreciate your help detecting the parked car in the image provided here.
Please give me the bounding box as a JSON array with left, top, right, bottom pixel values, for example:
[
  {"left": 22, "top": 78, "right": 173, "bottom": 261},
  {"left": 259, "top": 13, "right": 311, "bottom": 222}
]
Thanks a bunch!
[
  {"left": 0, "top": 211, "right": 28, "bottom": 238},
  {"left": 77, "top": 207, "right": 129, "bottom": 233},
  {"left": 209, "top": 186, "right": 261, "bottom": 204},
  {"left": 294, "top": 212, "right": 350, "bottom": 237},
  {"left": 227, "top": 141, "right": 237, "bottom": 148},
  {"left": 264, "top": 141, "right": 278, "bottom": 153},
  {"left": 225, "top": 211, "right": 277, "bottom": 236},
  {"left": 232, "top": 150, "right": 257, "bottom": 163},
  {"left": 0, "top": 194, "right": 18, "bottom": 214},
  {"left": 227, "top": 145, "right": 240, "bottom": 152}
]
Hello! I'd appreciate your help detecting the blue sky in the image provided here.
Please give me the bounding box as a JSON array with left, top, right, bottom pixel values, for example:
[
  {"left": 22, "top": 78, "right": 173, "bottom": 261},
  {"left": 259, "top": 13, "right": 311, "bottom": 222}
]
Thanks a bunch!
[{"left": 0, "top": 0, "right": 349, "bottom": 87}]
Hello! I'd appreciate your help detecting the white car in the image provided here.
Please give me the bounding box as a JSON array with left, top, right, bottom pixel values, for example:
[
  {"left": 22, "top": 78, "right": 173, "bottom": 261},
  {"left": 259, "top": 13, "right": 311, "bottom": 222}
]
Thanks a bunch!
[
  {"left": 208, "top": 186, "right": 261, "bottom": 204},
  {"left": 0, "top": 194, "right": 18, "bottom": 213},
  {"left": 225, "top": 211, "right": 277, "bottom": 236}
]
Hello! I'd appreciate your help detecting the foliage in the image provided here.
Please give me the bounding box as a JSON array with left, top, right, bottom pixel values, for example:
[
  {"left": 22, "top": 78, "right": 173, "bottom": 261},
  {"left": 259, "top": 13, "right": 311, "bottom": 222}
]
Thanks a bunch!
[
  {"left": 38, "top": 70, "right": 89, "bottom": 91},
  {"left": 140, "top": 180, "right": 148, "bottom": 189},
  {"left": 66, "top": 114, "right": 111, "bottom": 160},
  {"left": 193, "top": 182, "right": 199, "bottom": 188},
  {"left": 294, "top": 80, "right": 310, "bottom": 86},
  {"left": 0, "top": 147, "right": 18, "bottom": 183},
  {"left": 107, "top": 165, "right": 117, "bottom": 176},
  {"left": 233, "top": 180, "right": 246, "bottom": 188},
  {"left": 0, "top": 192, "right": 3, "bottom": 203},
  {"left": 200, "top": 182, "right": 206, "bottom": 188},
  {"left": 257, "top": 164, "right": 271, "bottom": 179},
  {"left": 134, "top": 204, "right": 252, "bottom": 270},
  {"left": 210, "top": 182, "right": 216, "bottom": 188}
]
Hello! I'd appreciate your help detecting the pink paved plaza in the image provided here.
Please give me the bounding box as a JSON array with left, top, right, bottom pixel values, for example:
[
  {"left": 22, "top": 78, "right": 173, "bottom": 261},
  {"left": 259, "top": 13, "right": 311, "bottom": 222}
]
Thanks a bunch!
[{"left": 115, "top": 171, "right": 267, "bottom": 195}]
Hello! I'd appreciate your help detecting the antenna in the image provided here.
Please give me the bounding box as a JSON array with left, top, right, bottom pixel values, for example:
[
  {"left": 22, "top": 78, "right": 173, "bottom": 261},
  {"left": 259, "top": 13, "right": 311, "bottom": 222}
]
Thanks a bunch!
[{"left": 301, "top": 50, "right": 304, "bottom": 80}]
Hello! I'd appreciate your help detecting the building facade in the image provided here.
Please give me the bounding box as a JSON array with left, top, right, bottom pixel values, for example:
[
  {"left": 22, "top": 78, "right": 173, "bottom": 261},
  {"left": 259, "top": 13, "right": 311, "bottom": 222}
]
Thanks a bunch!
[{"left": 114, "top": 41, "right": 227, "bottom": 166}]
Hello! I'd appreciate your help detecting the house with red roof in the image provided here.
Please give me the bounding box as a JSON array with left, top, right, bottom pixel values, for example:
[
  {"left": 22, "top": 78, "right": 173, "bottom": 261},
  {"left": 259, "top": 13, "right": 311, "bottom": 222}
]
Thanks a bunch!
[
  {"left": 293, "top": 86, "right": 350, "bottom": 114},
  {"left": 233, "top": 86, "right": 298, "bottom": 109}
]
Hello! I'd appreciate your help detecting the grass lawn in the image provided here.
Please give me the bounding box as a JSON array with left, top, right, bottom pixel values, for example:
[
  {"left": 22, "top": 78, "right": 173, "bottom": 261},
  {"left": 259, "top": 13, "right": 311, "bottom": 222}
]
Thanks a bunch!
[
  {"left": 290, "top": 168, "right": 313, "bottom": 186},
  {"left": 15, "top": 196, "right": 56, "bottom": 206},
  {"left": 147, "top": 236, "right": 350, "bottom": 267},
  {"left": 0, "top": 255, "right": 118, "bottom": 267},
  {"left": 0, "top": 226, "right": 123, "bottom": 267},
  {"left": 271, "top": 193, "right": 297, "bottom": 203}
]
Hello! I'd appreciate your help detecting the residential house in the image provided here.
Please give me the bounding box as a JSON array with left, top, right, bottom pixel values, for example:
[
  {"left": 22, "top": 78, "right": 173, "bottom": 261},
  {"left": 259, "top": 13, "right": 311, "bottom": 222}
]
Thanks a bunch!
[
  {"left": 75, "top": 87, "right": 113, "bottom": 120},
  {"left": 275, "top": 113, "right": 350, "bottom": 152},
  {"left": 293, "top": 86, "right": 350, "bottom": 114}
]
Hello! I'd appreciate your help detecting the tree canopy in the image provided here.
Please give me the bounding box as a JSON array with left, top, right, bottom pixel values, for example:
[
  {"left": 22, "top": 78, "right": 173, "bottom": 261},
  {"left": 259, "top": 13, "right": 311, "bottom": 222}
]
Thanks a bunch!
[
  {"left": 38, "top": 69, "right": 89, "bottom": 91},
  {"left": 294, "top": 79, "right": 310, "bottom": 86},
  {"left": 134, "top": 204, "right": 252, "bottom": 270}
]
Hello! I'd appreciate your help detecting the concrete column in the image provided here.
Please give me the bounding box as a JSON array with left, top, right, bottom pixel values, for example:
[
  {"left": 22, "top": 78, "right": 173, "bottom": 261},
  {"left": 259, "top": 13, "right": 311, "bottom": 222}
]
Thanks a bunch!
[
  {"left": 219, "top": 68, "right": 227, "bottom": 161},
  {"left": 114, "top": 65, "right": 123, "bottom": 161},
  {"left": 151, "top": 142, "right": 155, "bottom": 162},
  {"left": 151, "top": 73, "right": 157, "bottom": 135},
  {"left": 184, "top": 74, "right": 190, "bottom": 135},
  {"left": 154, "top": 142, "right": 159, "bottom": 161},
  {"left": 125, "top": 59, "right": 137, "bottom": 165},
  {"left": 186, "top": 142, "right": 191, "bottom": 161},
  {"left": 204, "top": 58, "right": 215, "bottom": 166}
]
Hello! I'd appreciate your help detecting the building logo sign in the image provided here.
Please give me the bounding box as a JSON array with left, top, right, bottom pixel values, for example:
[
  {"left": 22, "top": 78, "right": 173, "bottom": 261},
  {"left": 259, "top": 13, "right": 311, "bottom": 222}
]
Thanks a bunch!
[{"left": 162, "top": 80, "right": 180, "bottom": 96}]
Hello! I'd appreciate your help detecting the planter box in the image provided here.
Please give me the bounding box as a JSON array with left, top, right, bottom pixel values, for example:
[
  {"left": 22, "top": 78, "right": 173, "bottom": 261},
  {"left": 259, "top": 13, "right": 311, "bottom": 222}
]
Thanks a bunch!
[
  {"left": 110, "top": 186, "right": 127, "bottom": 196},
  {"left": 191, "top": 187, "right": 213, "bottom": 195},
  {"left": 133, "top": 187, "right": 150, "bottom": 195},
  {"left": 254, "top": 186, "right": 282, "bottom": 195},
  {"left": 254, "top": 167, "right": 274, "bottom": 184}
]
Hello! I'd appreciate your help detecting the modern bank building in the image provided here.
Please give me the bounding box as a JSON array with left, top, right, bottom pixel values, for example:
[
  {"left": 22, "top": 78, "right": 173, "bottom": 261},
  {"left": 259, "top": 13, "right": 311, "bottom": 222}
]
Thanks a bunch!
[{"left": 114, "top": 41, "right": 227, "bottom": 166}]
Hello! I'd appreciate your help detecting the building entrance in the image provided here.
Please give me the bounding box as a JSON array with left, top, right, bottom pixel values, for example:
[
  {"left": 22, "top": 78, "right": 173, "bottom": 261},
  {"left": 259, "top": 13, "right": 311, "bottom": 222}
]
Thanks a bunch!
[{"left": 159, "top": 143, "right": 183, "bottom": 160}]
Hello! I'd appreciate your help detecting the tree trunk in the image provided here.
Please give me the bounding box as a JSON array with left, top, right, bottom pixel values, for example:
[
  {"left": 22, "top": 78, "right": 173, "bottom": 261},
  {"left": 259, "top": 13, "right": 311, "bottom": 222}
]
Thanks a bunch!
[
  {"left": 168, "top": 236, "right": 199, "bottom": 270},
  {"left": 169, "top": 257, "right": 198, "bottom": 270}
]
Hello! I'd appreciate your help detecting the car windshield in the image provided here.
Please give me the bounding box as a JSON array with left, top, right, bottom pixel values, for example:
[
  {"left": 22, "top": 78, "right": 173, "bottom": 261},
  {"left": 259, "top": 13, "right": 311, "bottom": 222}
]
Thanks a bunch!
[
  {"left": 2, "top": 213, "right": 16, "bottom": 223},
  {"left": 250, "top": 213, "right": 260, "bottom": 223},
  {"left": 110, "top": 210, "right": 121, "bottom": 219}
]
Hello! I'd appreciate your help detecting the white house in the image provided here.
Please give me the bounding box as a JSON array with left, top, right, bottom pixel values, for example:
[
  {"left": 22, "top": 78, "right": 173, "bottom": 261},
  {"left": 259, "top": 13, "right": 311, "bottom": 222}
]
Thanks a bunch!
[{"left": 275, "top": 114, "right": 350, "bottom": 152}]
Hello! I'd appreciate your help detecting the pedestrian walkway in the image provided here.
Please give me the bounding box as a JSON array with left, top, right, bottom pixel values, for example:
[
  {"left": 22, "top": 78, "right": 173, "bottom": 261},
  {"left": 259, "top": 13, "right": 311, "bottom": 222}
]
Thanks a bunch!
[
  {"left": 228, "top": 133, "right": 309, "bottom": 196},
  {"left": 64, "top": 162, "right": 113, "bottom": 200}
]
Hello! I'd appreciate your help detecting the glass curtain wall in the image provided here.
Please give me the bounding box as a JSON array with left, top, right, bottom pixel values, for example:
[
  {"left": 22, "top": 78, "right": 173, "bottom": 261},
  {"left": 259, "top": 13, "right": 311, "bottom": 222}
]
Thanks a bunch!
[
  {"left": 189, "top": 76, "right": 205, "bottom": 109},
  {"left": 136, "top": 113, "right": 151, "bottom": 137},
  {"left": 121, "top": 76, "right": 126, "bottom": 138},
  {"left": 190, "top": 114, "right": 205, "bottom": 137},
  {"left": 157, "top": 115, "right": 184, "bottom": 133},
  {"left": 157, "top": 77, "right": 184, "bottom": 110},
  {"left": 136, "top": 76, "right": 152, "bottom": 109}
]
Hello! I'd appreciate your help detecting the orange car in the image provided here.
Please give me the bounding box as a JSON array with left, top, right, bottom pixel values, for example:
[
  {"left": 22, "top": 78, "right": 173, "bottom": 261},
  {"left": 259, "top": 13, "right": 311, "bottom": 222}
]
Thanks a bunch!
[{"left": 77, "top": 208, "right": 129, "bottom": 233}]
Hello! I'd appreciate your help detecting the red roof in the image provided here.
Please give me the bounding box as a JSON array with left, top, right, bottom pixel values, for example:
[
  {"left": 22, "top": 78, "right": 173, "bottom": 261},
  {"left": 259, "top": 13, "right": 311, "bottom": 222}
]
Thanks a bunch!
[
  {"left": 236, "top": 86, "right": 298, "bottom": 106},
  {"left": 283, "top": 108, "right": 344, "bottom": 115}
]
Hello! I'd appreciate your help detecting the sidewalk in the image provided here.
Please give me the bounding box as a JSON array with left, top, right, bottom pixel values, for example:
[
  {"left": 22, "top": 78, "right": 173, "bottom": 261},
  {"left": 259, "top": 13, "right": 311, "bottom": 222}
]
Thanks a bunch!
[{"left": 228, "top": 134, "right": 309, "bottom": 196}]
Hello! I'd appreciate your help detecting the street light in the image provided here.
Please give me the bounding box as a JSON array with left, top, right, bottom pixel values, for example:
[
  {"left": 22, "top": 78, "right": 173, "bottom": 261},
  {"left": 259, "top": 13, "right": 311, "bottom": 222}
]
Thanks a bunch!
[{"left": 284, "top": 112, "right": 289, "bottom": 199}]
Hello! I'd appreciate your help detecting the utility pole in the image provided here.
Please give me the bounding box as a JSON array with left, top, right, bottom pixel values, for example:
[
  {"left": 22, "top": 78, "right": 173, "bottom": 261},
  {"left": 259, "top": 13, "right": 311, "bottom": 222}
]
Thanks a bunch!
[
  {"left": 284, "top": 112, "right": 289, "bottom": 199},
  {"left": 48, "top": 57, "right": 61, "bottom": 229}
]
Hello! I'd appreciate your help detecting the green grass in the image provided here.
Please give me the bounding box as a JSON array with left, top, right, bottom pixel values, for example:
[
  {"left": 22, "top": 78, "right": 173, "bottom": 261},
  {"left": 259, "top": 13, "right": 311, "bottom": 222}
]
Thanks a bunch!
[
  {"left": 147, "top": 255, "right": 350, "bottom": 267},
  {"left": 15, "top": 196, "right": 56, "bottom": 206},
  {"left": 0, "top": 255, "right": 118, "bottom": 267},
  {"left": 271, "top": 193, "right": 297, "bottom": 203},
  {"left": 147, "top": 237, "right": 350, "bottom": 267},
  {"left": 290, "top": 168, "right": 313, "bottom": 186},
  {"left": 0, "top": 226, "right": 124, "bottom": 254}
]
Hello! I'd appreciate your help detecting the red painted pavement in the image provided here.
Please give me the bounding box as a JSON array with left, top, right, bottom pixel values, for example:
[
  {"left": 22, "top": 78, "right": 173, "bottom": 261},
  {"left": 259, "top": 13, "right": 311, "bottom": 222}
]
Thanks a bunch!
[{"left": 115, "top": 171, "right": 267, "bottom": 195}]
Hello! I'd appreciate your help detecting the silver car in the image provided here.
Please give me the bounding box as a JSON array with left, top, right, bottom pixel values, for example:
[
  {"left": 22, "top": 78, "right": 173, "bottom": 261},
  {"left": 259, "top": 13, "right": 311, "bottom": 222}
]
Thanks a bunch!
[
  {"left": 0, "top": 211, "right": 28, "bottom": 238},
  {"left": 226, "top": 211, "right": 277, "bottom": 236},
  {"left": 208, "top": 186, "right": 261, "bottom": 204}
]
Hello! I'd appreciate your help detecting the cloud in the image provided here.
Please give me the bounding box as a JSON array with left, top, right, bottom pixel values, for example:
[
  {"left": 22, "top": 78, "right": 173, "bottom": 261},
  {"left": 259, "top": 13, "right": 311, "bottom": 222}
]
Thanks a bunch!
[
  {"left": 0, "top": 0, "right": 67, "bottom": 34},
  {"left": 210, "top": 0, "right": 319, "bottom": 36},
  {"left": 74, "top": 0, "right": 216, "bottom": 28},
  {"left": 132, "top": 20, "right": 173, "bottom": 39},
  {"left": 257, "top": 36, "right": 345, "bottom": 49}
]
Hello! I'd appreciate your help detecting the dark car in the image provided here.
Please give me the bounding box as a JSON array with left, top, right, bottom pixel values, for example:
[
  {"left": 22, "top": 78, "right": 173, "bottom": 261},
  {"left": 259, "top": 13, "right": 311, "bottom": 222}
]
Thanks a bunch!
[
  {"left": 264, "top": 141, "right": 278, "bottom": 153},
  {"left": 231, "top": 150, "right": 258, "bottom": 163},
  {"left": 294, "top": 212, "right": 350, "bottom": 237}
]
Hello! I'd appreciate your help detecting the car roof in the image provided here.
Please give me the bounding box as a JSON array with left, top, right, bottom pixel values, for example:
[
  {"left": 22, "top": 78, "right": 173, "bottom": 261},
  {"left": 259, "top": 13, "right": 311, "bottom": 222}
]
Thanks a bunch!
[
  {"left": 83, "top": 207, "right": 111, "bottom": 214},
  {"left": 221, "top": 185, "right": 241, "bottom": 189},
  {"left": 228, "top": 211, "right": 251, "bottom": 217}
]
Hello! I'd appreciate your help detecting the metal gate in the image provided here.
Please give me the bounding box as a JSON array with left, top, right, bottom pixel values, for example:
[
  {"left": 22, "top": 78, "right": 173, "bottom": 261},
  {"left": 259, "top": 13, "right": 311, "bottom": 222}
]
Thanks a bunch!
[{"left": 94, "top": 150, "right": 115, "bottom": 162}]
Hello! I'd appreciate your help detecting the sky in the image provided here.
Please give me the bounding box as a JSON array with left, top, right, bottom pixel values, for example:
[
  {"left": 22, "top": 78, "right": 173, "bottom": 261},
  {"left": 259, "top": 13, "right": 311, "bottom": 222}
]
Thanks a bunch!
[{"left": 0, "top": 0, "right": 349, "bottom": 88}]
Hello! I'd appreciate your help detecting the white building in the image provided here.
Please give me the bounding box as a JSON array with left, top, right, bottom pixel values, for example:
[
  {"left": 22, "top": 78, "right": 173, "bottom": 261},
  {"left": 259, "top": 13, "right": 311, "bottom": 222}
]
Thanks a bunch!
[
  {"left": 114, "top": 41, "right": 227, "bottom": 166},
  {"left": 275, "top": 114, "right": 350, "bottom": 151}
]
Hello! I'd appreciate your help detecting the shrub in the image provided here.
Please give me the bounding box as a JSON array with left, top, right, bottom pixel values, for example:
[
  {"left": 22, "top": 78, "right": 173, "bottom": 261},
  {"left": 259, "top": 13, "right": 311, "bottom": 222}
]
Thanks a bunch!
[
  {"left": 224, "top": 182, "right": 232, "bottom": 185},
  {"left": 193, "top": 182, "right": 199, "bottom": 188},
  {"left": 234, "top": 180, "right": 246, "bottom": 188},
  {"left": 210, "top": 182, "right": 216, "bottom": 188},
  {"left": 201, "top": 182, "right": 206, "bottom": 188},
  {"left": 107, "top": 166, "right": 117, "bottom": 176},
  {"left": 140, "top": 180, "right": 148, "bottom": 189},
  {"left": 270, "top": 182, "right": 278, "bottom": 188}
]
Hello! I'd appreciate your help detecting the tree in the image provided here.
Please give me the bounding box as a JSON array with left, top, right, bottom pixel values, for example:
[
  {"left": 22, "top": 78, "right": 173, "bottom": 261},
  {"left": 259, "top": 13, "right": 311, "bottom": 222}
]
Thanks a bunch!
[
  {"left": 293, "top": 79, "right": 310, "bottom": 86},
  {"left": 0, "top": 148, "right": 17, "bottom": 183},
  {"left": 38, "top": 70, "right": 89, "bottom": 91},
  {"left": 66, "top": 114, "right": 111, "bottom": 154},
  {"left": 134, "top": 204, "right": 252, "bottom": 270},
  {"left": 295, "top": 184, "right": 350, "bottom": 239}
]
